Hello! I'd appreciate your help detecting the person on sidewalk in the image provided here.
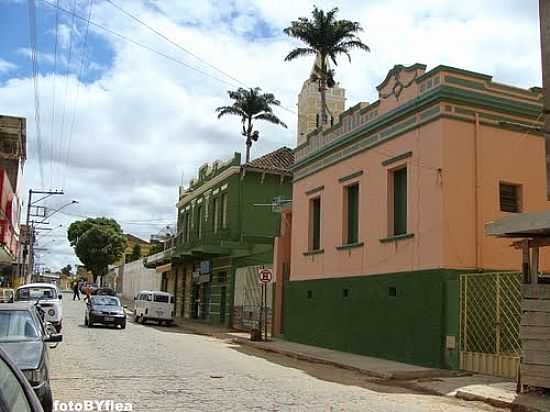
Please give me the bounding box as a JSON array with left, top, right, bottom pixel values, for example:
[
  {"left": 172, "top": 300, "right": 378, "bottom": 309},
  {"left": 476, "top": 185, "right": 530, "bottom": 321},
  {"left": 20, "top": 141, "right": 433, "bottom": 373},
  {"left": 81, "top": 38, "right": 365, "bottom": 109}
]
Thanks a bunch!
[
  {"left": 83, "top": 285, "right": 92, "bottom": 303},
  {"left": 72, "top": 282, "right": 80, "bottom": 301}
]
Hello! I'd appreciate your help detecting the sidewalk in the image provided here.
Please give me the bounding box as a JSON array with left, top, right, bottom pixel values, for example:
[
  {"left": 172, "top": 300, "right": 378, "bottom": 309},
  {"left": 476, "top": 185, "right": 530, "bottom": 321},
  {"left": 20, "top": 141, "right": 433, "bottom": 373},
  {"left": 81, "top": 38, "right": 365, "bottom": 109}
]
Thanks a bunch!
[{"left": 171, "top": 319, "right": 550, "bottom": 412}]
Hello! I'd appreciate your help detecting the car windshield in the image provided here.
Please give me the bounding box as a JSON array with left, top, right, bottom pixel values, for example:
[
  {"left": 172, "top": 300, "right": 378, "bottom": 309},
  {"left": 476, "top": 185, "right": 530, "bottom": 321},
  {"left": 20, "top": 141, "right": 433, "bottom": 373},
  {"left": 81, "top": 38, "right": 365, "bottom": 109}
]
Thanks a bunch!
[
  {"left": 15, "top": 287, "right": 56, "bottom": 301},
  {"left": 91, "top": 297, "right": 120, "bottom": 306},
  {"left": 0, "top": 311, "right": 39, "bottom": 341}
]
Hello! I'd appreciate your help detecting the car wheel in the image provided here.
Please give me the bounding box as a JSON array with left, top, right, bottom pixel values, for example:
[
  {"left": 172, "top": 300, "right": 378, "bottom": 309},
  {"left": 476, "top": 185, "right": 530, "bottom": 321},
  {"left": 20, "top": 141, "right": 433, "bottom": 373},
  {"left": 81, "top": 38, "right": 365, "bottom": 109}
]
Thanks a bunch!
[
  {"left": 134, "top": 314, "right": 140, "bottom": 323},
  {"left": 84, "top": 317, "right": 88, "bottom": 326},
  {"left": 120, "top": 320, "right": 126, "bottom": 329}
]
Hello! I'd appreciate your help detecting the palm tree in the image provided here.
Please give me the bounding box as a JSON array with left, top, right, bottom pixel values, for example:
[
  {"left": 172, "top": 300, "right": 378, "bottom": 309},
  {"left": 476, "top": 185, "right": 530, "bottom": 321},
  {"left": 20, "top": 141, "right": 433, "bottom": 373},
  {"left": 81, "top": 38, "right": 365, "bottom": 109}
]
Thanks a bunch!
[
  {"left": 284, "top": 6, "right": 370, "bottom": 126},
  {"left": 216, "top": 87, "right": 287, "bottom": 163}
]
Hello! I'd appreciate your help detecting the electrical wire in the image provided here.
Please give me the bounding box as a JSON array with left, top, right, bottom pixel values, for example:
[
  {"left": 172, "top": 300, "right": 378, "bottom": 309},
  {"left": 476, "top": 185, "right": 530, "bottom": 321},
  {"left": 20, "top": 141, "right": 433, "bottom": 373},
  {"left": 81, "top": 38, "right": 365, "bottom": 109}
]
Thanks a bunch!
[
  {"left": 48, "top": 0, "right": 60, "bottom": 190},
  {"left": 63, "top": 0, "right": 94, "bottom": 190},
  {"left": 103, "top": 0, "right": 298, "bottom": 116},
  {"left": 56, "top": 0, "right": 78, "bottom": 186},
  {"left": 28, "top": 0, "right": 46, "bottom": 187}
]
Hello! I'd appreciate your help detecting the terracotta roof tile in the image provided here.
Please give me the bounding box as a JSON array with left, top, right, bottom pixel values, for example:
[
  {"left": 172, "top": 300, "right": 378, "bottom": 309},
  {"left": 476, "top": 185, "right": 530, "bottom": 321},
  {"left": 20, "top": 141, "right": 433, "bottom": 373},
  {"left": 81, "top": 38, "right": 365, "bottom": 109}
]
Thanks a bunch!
[{"left": 244, "top": 147, "right": 294, "bottom": 173}]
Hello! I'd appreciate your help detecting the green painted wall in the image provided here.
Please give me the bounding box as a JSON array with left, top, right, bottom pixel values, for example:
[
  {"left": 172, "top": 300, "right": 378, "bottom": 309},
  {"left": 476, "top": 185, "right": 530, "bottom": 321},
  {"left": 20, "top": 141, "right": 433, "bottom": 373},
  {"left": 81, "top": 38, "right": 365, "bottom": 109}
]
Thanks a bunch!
[
  {"left": 241, "top": 172, "right": 292, "bottom": 241},
  {"left": 283, "top": 269, "right": 463, "bottom": 369}
]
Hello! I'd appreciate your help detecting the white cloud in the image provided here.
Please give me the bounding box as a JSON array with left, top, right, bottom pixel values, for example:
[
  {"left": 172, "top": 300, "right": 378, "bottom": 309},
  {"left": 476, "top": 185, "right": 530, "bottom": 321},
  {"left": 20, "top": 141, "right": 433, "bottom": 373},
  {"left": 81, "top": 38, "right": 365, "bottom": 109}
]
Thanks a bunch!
[
  {"left": 0, "top": 0, "right": 542, "bottom": 270},
  {"left": 0, "top": 58, "right": 17, "bottom": 74}
]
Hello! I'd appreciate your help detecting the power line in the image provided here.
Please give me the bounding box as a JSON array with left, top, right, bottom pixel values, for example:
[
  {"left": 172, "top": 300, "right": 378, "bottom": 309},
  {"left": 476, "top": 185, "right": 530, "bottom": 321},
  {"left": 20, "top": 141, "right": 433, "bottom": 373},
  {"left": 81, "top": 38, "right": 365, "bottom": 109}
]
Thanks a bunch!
[
  {"left": 63, "top": 0, "right": 94, "bottom": 189},
  {"left": 28, "top": 0, "right": 46, "bottom": 187},
  {"left": 104, "top": 0, "right": 297, "bottom": 116},
  {"left": 40, "top": 0, "right": 240, "bottom": 87},
  {"left": 48, "top": 0, "right": 60, "bottom": 189},
  {"left": 58, "top": 210, "right": 174, "bottom": 225},
  {"left": 56, "top": 0, "right": 78, "bottom": 186},
  {"left": 39, "top": 0, "right": 297, "bottom": 116}
]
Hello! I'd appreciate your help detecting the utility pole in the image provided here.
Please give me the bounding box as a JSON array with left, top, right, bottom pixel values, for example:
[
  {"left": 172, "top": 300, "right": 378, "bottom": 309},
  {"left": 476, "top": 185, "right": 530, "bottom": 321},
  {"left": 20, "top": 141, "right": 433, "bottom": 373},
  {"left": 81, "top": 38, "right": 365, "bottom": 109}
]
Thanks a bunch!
[
  {"left": 540, "top": 0, "right": 550, "bottom": 198},
  {"left": 22, "top": 189, "right": 64, "bottom": 284}
]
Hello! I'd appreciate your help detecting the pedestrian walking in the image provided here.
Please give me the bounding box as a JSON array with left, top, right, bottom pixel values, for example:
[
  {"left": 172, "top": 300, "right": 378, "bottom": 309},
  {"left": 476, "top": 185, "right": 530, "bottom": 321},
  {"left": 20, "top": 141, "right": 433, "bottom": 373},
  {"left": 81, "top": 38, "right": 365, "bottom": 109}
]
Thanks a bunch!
[
  {"left": 84, "top": 285, "right": 92, "bottom": 303},
  {"left": 72, "top": 282, "right": 80, "bottom": 300}
]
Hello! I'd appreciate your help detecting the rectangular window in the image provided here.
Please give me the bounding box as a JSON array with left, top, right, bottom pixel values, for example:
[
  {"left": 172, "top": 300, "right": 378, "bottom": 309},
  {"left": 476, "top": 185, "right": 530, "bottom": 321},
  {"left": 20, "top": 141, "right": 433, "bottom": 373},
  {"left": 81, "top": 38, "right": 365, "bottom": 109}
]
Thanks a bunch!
[
  {"left": 221, "top": 193, "right": 228, "bottom": 229},
  {"left": 392, "top": 168, "right": 407, "bottom": 236},
  {"left": 500, "top": 182, "right": 521, "bottom": 213},
  {"left": 196, "top": 206, "right": 202, "bottom": 238},
  {"left": 185, "top": 213, "right": 191, "bottom": 242},
  {"left": 213, "top": 197, "right": 220, "bottom": 233},
  {"left": 345, "top": 184, "right": 359, "bottom": 244},
  {"left": 309, "top": 197, "right": 321, "bottom": 251}
]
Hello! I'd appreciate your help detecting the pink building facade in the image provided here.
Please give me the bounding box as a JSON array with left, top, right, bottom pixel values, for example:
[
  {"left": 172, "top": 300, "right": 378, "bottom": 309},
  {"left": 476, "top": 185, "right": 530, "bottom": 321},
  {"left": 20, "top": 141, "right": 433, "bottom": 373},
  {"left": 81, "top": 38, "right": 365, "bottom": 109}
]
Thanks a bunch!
[{"left": 283, "top": 64, "right": 547, "bottom": 369}]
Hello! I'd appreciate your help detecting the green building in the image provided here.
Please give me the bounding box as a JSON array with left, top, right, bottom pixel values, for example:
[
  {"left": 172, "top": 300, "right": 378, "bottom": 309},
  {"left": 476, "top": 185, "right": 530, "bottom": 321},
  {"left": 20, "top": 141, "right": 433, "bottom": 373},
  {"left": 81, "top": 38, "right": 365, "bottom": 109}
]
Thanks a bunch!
[{"left": 146, "top": 148, "right": 293, "bottom": 328}]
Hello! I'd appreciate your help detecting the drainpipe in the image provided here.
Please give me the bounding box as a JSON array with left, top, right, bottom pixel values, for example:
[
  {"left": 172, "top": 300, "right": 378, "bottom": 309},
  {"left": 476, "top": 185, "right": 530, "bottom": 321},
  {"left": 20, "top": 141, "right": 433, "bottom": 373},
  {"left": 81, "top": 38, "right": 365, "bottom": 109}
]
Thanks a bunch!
[
  {"left": 539, "top": 0, "right": 550, "bottom": 199},
  {"left": 474, "top": 113, "right": 481, "bottom": 270}
]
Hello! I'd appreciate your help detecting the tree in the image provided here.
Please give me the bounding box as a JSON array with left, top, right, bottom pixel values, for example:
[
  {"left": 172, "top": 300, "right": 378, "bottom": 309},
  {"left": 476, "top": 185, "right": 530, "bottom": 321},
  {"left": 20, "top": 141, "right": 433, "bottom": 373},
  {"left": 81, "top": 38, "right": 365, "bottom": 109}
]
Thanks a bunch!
[
  {"left": 67, "top": 218, "right": 127, "bottom": 282},
  {"left": 60, "top": 264, "right": 72, "bottom": 276},
  {"left": 284, "top": 6, "right": 370, "bottom": 126},
  {"left": 216, "top": 87, "right": 287, "bottom": 163},
  {"left": 128, "top": 244, "right": 142, "bottom": 262}
]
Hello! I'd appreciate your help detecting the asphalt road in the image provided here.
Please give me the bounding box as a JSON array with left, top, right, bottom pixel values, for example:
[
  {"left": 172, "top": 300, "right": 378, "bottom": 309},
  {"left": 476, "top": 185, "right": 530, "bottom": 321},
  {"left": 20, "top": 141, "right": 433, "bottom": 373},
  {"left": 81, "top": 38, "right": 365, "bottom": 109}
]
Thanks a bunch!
[{"left": 49, "top": 296, "right": 504, "bottom": 412}]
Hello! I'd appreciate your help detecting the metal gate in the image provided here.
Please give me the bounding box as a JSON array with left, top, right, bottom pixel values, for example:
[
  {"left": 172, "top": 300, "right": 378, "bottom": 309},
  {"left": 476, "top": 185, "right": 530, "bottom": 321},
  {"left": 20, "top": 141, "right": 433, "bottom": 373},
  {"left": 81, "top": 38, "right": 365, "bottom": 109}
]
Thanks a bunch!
[{"left": 460, "top": 272, "right": 522, "bottom": 379}]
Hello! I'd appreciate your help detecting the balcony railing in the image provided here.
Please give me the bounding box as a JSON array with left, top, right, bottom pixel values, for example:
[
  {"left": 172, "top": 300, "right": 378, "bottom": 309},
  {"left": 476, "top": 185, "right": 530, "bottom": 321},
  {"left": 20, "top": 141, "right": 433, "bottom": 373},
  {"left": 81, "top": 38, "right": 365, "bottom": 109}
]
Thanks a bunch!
[{"left": 144, "top": 247, "right": 175, "bottom": 268}]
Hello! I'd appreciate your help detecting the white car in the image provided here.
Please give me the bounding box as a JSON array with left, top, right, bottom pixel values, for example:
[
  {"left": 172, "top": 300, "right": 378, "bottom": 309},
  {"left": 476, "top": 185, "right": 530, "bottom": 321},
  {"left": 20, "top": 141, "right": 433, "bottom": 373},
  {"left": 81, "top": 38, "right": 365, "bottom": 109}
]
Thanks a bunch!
[
  {"left": 14, "top": 283, "right": 64, "bottom": 332},
  {"left": 134, "top": 291, "right": 175, "bottom": 325}
]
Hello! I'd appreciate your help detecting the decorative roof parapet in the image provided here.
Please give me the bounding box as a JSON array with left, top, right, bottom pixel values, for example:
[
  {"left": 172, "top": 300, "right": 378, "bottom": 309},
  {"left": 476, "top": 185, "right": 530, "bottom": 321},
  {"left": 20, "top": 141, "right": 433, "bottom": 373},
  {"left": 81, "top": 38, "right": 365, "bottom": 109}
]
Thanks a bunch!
[
  {"left": 179, "top": 152, "right": 241, "bottom": 198},
  {"left": 294, "top": 63, "right": 543, "bottom": 165}
]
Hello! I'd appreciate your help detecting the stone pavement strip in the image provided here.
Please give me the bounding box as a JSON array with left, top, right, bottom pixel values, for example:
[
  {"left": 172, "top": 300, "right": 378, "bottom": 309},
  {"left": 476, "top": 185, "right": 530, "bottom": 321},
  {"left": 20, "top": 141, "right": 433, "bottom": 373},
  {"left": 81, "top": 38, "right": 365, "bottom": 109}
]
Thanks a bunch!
[{"left": 49, "top": 297, "right": 507, "bottom": 411}]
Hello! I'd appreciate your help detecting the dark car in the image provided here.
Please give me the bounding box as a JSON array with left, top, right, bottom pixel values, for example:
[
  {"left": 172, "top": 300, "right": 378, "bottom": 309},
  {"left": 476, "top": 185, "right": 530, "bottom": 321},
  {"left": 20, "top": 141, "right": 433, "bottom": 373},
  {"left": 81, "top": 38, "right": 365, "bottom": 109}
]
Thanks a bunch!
[
  {"left": 85, "top": 296, "right": 126, "bottom": 329},
  {"left": 0, "top": 345, "right": 44, "bottom": 411},
  {"left": 0, "top": 302, "right": 63, "bottom": 412},
  {"left": 91, "top": 287, "right": 116, "bottom": 296}
]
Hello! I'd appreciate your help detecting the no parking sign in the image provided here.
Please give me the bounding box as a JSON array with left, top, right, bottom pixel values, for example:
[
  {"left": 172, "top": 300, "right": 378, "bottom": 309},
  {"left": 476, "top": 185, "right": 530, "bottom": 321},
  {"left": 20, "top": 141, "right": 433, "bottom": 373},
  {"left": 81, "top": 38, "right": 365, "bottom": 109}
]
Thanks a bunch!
[{"left": 258, "top": 267, "right": 273, "bottom": 284}]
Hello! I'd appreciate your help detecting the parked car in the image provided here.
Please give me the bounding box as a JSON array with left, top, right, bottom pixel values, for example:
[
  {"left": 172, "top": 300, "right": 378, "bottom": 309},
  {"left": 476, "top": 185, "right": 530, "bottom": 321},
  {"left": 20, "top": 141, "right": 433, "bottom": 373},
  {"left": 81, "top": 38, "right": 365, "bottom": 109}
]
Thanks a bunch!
[
  {"left": 0, "top": 288, "right": 14, "bottom": 303},
  {"left": 85, "top": 296, "right": 126, "bottom": 329},
  {"left": 134, "top": 291, "right": 175, "bottom": 325},
  {"left": 14, "top": 284, "right": 63, "bottom": 333},
  {"left": 0, "top": 302, "right": 63, "bottom": 412},
  {"left": 91, "top": 287, "right": 116, "bottom": 296},
  {"left": 0, "top": 345, "right": 44, "bottom": 412}
]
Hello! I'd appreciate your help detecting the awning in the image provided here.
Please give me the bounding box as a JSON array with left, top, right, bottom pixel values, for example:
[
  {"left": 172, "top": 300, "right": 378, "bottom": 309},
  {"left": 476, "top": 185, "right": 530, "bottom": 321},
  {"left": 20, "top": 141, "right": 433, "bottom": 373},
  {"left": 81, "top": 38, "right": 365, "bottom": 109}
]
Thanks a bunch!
[{"left": 486, "top": 210, "right": 550, "bottom": 238}]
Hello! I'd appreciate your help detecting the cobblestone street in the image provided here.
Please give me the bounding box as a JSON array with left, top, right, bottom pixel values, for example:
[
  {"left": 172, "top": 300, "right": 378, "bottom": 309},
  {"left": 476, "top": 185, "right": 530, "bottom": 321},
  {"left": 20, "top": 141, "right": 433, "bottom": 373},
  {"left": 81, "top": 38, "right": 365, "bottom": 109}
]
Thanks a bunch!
[{"left": 49, "top": 297, "right": 504, "bottom": 412}]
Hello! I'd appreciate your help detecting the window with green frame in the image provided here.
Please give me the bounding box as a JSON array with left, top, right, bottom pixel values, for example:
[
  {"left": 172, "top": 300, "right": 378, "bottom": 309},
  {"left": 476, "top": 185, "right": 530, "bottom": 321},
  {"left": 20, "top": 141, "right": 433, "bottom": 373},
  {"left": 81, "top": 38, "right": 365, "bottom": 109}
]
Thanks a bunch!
[
  {"left": 392, "top": 167, "right": 407, "bottom": 236},
  {"left": 212, "top": 197, "right": 220, "bottom": 232},
  {"left": 196, "top": 205, "right": 202, "bottom": 238},
  {"left": 309, "top": 197, "right": 321, "bottom": 250},
  {"left": 221, "top": 193, "right": 228, "bottom": 229},
  {"left": 345, "top": 184, "right": 359, "bottom": 244}
]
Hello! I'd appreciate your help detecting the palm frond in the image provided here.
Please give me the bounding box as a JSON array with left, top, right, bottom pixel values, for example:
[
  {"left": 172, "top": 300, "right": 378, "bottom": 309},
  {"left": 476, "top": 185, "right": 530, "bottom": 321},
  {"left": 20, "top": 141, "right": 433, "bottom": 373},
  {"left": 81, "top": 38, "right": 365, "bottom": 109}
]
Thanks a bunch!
[
  {"left": 215, "top": 106, "right": 246, "bottom": 119},
  {"left": 284, "top": 47, "right": 317, "bottom": 62},
  {"left": 254, "top": 112, "right": 288, "bottom": 128}
]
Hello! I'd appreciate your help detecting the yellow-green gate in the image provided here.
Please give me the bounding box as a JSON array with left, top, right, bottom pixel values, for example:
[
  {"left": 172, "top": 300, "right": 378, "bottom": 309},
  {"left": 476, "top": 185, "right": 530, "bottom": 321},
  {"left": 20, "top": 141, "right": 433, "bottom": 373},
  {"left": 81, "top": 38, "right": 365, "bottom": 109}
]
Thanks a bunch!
[{"left": 460, "top": 272, "right": 521, "bottom": 379}]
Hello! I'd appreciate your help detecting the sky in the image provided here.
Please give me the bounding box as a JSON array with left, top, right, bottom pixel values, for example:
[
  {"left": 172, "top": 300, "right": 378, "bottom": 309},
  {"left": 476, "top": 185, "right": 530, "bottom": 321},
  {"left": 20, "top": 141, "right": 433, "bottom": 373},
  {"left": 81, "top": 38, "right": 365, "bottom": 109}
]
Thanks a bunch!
[{"left": 0, "top": 0, "right": 542, "bottom": 272}]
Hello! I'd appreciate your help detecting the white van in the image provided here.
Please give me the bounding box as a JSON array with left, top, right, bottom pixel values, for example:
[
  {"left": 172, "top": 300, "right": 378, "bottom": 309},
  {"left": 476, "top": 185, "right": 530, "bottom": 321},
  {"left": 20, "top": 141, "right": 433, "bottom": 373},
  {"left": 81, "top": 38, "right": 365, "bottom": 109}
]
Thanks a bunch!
[
  {"left": 14, "top": 283, "right": 63, "bottom": 332},
  {"left": 134, "top": 291, "right": 175, "bottom": 325}
]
